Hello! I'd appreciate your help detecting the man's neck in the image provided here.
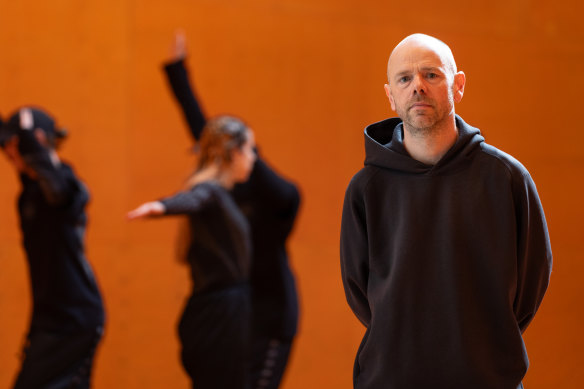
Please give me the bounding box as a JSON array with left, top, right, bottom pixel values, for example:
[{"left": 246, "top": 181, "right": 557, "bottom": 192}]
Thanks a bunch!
[{"left": 402, "top": 117, "right": 458, "bottom": 165}]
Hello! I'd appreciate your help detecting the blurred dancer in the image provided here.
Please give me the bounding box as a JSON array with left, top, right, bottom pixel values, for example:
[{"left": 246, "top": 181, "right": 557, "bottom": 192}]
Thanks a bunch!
[
  {"left": 0, "top": 107, "right": 105, "bottom": 389},
  {"left": 128, "top": 116, "right": 256, "bottom": 388},
  {"left": 163, "top": 32, "right": 301, "bottom": 389}
]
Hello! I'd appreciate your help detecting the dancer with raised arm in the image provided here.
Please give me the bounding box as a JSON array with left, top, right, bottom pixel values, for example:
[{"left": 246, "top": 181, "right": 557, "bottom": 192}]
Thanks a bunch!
[
  {"left": 1, "top": 107, "right": 105, "bottom": 389},
  {"left": 163, "top": 32, "right": 301, "bottom": 389},
  {"left": 128, "top": 116, "right": 256, "bottom": 388}
]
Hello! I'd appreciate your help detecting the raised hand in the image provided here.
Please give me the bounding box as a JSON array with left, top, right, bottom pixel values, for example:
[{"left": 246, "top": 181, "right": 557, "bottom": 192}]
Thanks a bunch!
[{"left": 170, "top": 29, "right": 187, "bottom": 61}]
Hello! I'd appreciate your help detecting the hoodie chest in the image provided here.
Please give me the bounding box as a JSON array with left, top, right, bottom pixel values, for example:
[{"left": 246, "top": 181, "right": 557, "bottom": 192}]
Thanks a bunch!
[{"left": 363, "top": 166, "right": 516, "bottom": 251}]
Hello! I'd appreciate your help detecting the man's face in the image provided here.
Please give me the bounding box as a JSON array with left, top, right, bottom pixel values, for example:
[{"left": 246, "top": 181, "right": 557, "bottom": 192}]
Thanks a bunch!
[{"left": 385, "top": 42, "right": 462, "bottom": 135}]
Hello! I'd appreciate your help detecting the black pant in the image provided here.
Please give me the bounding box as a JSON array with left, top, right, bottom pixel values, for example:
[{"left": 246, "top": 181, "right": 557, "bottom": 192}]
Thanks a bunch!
[
  {"left": 179, "top": 284, "right": 251, "bottom": 389},
  {"left": 250, "top": 336, "right": 293, "bottom": 389},
  {"left": 13, "top": 326, "right": 103, "bottom": 389}
]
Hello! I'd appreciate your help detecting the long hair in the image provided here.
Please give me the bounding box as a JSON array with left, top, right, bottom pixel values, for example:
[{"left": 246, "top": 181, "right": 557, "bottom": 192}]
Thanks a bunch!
[
  {"left": 177, "top": 115, "right": 250, "bottom": 263},
  {"left": 196, "top": 115, "right": 249, "bottom": 171}
]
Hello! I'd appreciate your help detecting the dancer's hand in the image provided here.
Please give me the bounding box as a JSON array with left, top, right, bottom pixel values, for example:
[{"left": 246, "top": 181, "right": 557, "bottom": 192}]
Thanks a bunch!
[
  {"left": 127, "top": 201, "right": 166, "bottom": 220},
  {"left": 170, "top": 29, "right": 187, "bottom": 61}
]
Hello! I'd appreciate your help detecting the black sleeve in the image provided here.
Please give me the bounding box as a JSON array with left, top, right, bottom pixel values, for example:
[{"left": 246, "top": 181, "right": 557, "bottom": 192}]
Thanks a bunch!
[
  {"left": 247, "top": 158, "right": 300, "bottom": 220},
  {"left": 512, "top": 170, "right": 553, "bottom": 333},
  {"left": 20, "top": 132, "right": 74, "bottom": 207},
  {"left": 160, "top": 184, "right": 215, "bottom": 215},
  {"left": 163, "top": 58, "right": 207, "bottom": 141},
  {"left": 340, "top": 173, "right": 371, "bottom": 327}
]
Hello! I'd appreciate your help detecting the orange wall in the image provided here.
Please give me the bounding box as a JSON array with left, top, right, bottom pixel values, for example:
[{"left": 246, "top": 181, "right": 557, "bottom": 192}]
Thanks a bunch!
[{"left": 1, "top": 1, "right": 583, "bottom": 388}]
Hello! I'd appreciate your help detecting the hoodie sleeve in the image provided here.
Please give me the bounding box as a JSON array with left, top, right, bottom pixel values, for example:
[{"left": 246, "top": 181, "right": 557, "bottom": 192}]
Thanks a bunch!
[
  {"left": 163, "top": 58, "right": 207, "bottom": 141},
  {"left": 512, "top": 169, "right": 553, "bottom": 333},
  {"left": 340, "top": 173, "right": 371, "bottom": 327}
]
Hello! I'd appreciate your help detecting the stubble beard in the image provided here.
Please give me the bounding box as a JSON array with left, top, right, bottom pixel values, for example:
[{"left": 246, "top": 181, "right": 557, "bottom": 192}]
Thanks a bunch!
[
  {"left": 399, "top": 95, "right": 454, "bottom": 138},
  {"left": 398, "top": 102, "right": 439, "bottom": 137},
  {"left": 404, "top": 112, "right": 438, "bottom": 137}
]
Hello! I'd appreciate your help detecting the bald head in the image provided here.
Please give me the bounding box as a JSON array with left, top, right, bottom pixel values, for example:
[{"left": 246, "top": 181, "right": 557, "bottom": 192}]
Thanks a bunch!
[
  {"left": 387, "top": 34, "right": 457, "bottom": 83},
  {"left": 382, "top": 33, "right": 466, "bottom": 142}
]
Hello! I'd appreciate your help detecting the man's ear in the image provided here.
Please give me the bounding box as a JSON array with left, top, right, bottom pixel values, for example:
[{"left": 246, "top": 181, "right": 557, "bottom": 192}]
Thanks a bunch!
[
  {"left": 384, "top": 84, "right": 396, "bottom": 111},
  {"left": 453, "top": 71, "right": 466, "bottom": 103}
]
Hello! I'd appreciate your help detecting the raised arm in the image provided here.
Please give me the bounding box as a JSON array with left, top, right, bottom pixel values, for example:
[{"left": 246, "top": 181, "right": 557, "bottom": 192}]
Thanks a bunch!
[
  {"left": 163, "top": 31, "right": 207, "bottom": 141},
  {"left": 5, "top": 132, "right": 74, "bottom": 207},
  {"left": 162, "top": 32, "right": 300, "bottom": 221}
]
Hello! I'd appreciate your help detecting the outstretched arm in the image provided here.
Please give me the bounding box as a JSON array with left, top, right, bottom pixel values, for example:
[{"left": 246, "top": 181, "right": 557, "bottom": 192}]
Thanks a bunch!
[
  {"left": 163, "top": 31, "right": 207, "bottom": 141},
  {"left": 127, "top": 183, "right": 215, "bottom": 220}
]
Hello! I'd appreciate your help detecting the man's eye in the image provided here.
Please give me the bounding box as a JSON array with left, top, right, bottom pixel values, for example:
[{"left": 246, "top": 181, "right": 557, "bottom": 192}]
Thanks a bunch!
[
  {"left": 427, "top": 73, "right": 438, "bottom": 79},
  {"left": 398, "top": 76, "right": 410, "bottom": 83}
]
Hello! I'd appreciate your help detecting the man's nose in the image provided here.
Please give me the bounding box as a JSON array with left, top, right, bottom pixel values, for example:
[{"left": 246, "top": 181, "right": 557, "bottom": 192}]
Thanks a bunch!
[{"left": 412, "top": 73, "right": 426, "bottom": 95}]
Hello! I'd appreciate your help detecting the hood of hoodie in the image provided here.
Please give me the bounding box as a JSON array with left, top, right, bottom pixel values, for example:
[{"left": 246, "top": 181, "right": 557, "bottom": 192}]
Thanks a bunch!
[{"left": 364, "top": 115, "right": 485, "bottom": 175}]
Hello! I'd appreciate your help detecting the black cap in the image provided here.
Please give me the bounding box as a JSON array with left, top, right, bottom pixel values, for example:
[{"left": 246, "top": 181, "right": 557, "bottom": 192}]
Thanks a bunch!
[{"left": 0, "top": 107, "right": 67, "bottom": 149}]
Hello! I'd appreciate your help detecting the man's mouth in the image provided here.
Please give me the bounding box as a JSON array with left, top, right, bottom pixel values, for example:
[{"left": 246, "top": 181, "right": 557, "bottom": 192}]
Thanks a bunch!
[{"left": 410, "top": 100, "right": 432, "bottom": 108}]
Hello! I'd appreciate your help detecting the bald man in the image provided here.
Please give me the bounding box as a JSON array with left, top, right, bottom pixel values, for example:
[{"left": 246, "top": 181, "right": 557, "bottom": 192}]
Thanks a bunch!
[{"left": 340, "top": 34, "right": 552, "bottom": 389}]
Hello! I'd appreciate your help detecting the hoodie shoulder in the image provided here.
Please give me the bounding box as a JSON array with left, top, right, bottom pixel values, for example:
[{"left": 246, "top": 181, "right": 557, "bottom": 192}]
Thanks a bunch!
[
  {"left": 479, "top": 143, "right": 533, "bottom": 181},
  {"left": 345, "top": 166, "right": 380, "bottom": 194}
]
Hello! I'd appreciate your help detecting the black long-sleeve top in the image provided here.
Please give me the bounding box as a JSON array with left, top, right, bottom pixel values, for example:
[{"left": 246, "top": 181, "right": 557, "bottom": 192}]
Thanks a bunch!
[
  {"left": 161, "top": 182, "right": 251, "bottom": 294},
  {"left": 17, "top": 140, "right": 104, "bottom": 333},
  {"left": 164, "top": 59, "right": 301, "bottom": 338}
]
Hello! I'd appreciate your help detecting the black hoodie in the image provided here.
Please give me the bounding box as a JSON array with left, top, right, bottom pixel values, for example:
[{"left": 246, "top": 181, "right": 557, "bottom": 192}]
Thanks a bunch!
[{"left": 340, "top": 115, "right": 552, "bottom": 389}]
